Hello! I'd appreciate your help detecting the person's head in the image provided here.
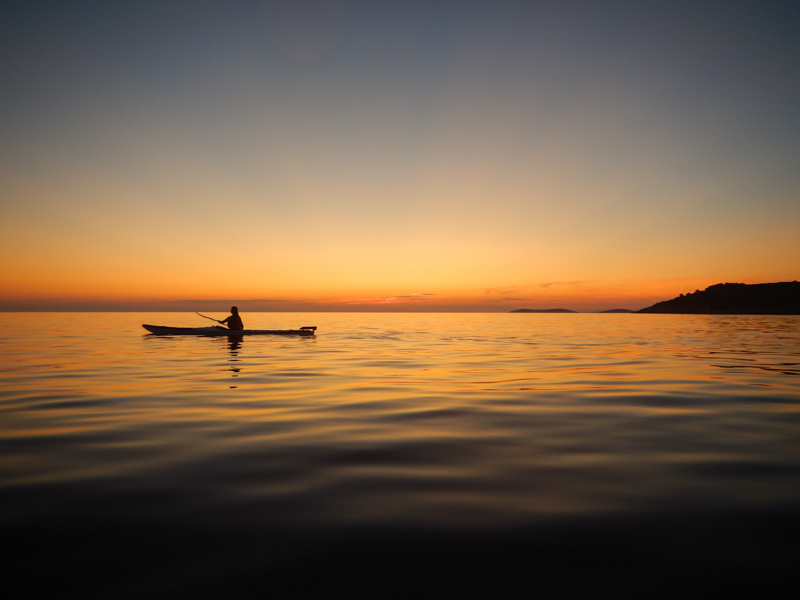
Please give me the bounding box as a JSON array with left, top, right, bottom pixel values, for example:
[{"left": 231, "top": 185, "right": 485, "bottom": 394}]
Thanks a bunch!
[{"left": 231, "top": 306, "right": 239, "bottom": 315}]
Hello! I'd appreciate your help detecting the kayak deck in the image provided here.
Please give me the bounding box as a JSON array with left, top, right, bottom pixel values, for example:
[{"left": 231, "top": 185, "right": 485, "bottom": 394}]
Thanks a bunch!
[{"left": 143, "top": 324, "right": 316, "bottom": 336}]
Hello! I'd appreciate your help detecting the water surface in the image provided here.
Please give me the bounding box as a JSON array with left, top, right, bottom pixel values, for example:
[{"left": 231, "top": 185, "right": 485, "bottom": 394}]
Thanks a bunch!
[{"left": 2, "top": 312, "right": 799, "bottom": 594}]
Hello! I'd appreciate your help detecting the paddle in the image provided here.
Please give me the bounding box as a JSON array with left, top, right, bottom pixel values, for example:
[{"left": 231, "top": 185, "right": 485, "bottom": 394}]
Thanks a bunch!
[{"left": 196, "top": 312, "right": 223, "bottom": 324}]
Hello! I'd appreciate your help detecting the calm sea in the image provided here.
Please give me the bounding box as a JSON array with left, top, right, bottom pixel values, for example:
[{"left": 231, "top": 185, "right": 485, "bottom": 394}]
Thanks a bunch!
[{"left": 2, "top": 312, "right": 799, "bottom": 595}]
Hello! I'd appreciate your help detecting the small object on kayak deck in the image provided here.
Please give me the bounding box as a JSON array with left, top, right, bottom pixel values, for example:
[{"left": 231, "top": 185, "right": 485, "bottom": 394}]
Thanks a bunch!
[{"left": 142, "top": 324, "right": 316, "bottom": 336}]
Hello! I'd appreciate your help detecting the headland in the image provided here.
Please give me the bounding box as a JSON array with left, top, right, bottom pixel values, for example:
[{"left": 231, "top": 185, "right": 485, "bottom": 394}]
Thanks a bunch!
[{"left": 638, "top": 282, "right": 800, "bottom": 314}]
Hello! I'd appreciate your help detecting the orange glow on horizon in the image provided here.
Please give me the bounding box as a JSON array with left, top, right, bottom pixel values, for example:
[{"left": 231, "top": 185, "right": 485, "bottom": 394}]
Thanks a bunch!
[{"left": 0, "top": 276, "right": 775, "bottom": 312}]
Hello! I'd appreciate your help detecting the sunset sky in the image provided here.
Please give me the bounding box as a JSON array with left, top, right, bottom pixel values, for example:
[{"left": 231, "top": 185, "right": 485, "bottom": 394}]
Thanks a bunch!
[{"left": 2, "top": 1, "right": 799, "bottom": 311}]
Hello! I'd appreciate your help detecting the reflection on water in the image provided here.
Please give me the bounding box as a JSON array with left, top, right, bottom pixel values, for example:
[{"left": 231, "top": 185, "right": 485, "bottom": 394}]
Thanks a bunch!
[
  {"left": 1, "top": 312, "right": 799, "bottom": 593},
  {"left": 225, "top": 336, "right": 241, "bottom": 386}
]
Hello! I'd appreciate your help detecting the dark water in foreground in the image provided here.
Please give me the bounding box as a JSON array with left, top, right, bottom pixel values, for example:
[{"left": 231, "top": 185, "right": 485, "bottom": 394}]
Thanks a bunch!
[{"left": 2, "top": 313, "right": 799, "bottom": 595}]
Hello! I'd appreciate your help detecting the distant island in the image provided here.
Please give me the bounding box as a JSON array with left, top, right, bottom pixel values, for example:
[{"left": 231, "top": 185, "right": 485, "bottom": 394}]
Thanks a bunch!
[
  {"left": 510, "top": 308, "right": 577, "bottom": 313},
  {"left": 509, "top": 308, "right": 634, "bottom": 313},
  {"left": 638, "top": 282, "right": 800, "bottom": 314}
]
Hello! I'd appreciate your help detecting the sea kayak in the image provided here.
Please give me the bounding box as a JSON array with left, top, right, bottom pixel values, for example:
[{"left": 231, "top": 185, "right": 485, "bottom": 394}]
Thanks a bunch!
[{"left": 143, "top": 324, "right": 316, "bottom": 336}]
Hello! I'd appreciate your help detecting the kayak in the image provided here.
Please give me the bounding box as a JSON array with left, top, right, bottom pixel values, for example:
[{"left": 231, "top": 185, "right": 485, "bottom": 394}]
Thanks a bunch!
[{"left": 143, "top": 324, "right": 316, "bottom": 336}]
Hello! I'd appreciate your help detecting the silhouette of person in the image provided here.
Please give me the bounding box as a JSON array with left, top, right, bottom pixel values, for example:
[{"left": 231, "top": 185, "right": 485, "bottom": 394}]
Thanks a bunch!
[{"left": 220, "top": 306, "right": 244, "bottom": 331}]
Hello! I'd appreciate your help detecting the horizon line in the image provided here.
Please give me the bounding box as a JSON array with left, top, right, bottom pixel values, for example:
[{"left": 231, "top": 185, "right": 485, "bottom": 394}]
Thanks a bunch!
[{"left": 6, "top": 309, "right": 797, "bottom": 314}]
